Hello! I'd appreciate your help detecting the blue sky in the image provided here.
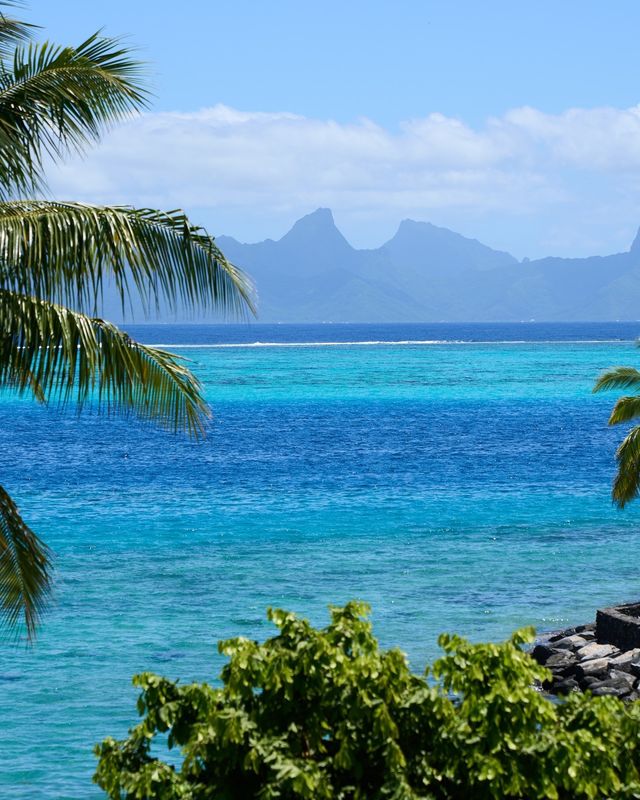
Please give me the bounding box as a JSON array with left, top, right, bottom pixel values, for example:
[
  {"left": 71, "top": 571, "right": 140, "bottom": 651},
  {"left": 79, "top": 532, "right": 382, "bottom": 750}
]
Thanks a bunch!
[{"left": 28, "top": 1, "right": 640, "bottom": 259}]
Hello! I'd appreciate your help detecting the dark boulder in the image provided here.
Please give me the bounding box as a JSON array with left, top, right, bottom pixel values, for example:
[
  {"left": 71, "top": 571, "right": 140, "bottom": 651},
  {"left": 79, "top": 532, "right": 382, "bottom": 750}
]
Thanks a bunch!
[
  {"left": 575, "top": 657, "right": 610, "bottom": 680},
  {"left": 578, "top": 675, "right": 601, "bottom": 691},
  {"left": 551, "top": 678, "right": 580, "bottom": 695},
  {"left": 545, "top": 650, "right": 578, "bottom": 674},
  {"left": 531, "top": 644, "right": 555, "bottom": 665},
  {"left": 549, "top": 628, "right": 577, "bottom": 642},
  {"left": 576, "top": 623, "right": 596, "bottom": 634},
  {"left": 588, "top": 671, "right": 635, "bottom": 698}
]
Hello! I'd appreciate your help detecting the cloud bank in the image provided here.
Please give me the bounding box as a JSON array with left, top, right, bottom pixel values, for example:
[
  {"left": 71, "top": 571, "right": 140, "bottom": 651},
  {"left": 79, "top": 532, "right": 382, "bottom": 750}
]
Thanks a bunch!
[{"left": 45, "top": 104, "right": 640, "bottom": 258}]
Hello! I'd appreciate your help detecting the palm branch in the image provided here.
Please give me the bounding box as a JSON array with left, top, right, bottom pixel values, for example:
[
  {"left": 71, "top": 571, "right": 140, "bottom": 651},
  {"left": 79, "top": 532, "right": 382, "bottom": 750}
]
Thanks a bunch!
[
  {"left": 0, "top": 484, "right": 51, "bottom": 640},
  {"left": 0, "top": 31, "right": 147, "bottom": 198},
  {"left": 0, "top": 19, "right": 256, "bottom": 638},
  {"left": 594, "top": 367, "right": 640, "bottom": 393},
  {"left": 0, "top": 199, "right": 255, "bottom": 638},
  {"left": 0, "top": 290, "right": 211, "bottom": 435},
  {"left": 0, "top": 3, "right": 34, "bottom": 61},
  {"left": 0, "top": 200, "right": 255, "bottom": 317},
  {"left": 594, "top": 366, "right": 640, "bottom": 507}
]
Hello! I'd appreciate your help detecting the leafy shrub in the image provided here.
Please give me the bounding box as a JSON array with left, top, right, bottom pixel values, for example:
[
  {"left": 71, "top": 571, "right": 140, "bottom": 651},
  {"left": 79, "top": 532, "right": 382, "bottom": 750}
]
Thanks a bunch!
[{"left": 95, "top": 602, "right": 640, "bottom": 799}]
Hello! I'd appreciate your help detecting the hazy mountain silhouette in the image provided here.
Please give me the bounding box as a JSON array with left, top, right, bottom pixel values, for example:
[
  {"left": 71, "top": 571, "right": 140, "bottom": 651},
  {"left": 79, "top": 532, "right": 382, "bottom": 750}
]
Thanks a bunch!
[
  {"left": 215, "top": 209, "right": 640, "bottom": 322},
  {"left": 102, "top": 208, "right": 640, "bottom": 323}
]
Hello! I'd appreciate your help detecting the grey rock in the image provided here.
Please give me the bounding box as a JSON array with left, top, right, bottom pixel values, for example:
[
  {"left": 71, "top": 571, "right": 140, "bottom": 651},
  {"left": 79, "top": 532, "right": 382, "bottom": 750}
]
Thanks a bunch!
[
  {"left": 591, "top": 684, "right": 630, "bottom": 698},
  {"left": 576, "top": 642, "right": 619, "bottom": 661},
  {"left": 608, "top": 649, "right": 640, "bottom": 673},
  {"left": 549, "top": 628, "right": 577, "bottom": 642},
  {"left": 608, "top": 669, "right": 636, "bottom": 689},
  {"left": 631, "top": 661, "right": 640, "bottom": 678},
  {"left": 579, "top": 675, "right": 601, "bottom": 691},
  {"left": 545, "top": 651, "right": 577, "bottom": 672},
  {"left": 575, "top": 657, "right": 610, "bottom": 679},
  {"left": 531, "top": 644, "right": 555, "bottom": 665},
  {"left": 551, "top": 678, "right": 580, "bottom": 695},
  {"left": 552, "top": 635, "right": 588, "bottom": 651},
  {"left": 587, "top": 671, "right": 635, "bottom": 698},
  {"left": 576, "top": 623, "right": 596, "bottom": 634}
]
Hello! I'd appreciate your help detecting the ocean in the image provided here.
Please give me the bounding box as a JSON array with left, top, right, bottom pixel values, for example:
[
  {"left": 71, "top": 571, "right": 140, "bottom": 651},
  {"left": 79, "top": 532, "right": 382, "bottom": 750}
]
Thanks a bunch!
[{"left": 4, "top": 321, "right": 640, "bottom": 798}]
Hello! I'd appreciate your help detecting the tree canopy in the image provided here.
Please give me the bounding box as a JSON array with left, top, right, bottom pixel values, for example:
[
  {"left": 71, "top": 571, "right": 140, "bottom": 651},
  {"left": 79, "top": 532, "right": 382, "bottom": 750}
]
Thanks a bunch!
[{"left": 95, "top": 602, "right": 640, "bottom": 799}]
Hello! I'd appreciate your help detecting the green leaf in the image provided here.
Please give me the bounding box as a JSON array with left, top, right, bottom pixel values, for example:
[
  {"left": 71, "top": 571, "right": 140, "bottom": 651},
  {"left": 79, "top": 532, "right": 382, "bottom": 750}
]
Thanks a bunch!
[
  {"left": 0, "top": 31, "right": 147, "bottom": 197},
  {"left": 612, "top": 425, "right": 640, "bottom": 507},
  {"left": 0, "top": 483, "right": 51, "bottom": 639},
  {"left": 0, "top": 3, "right": 35, "bottom": 62},
  {"left": 0, "top": 290, "right": 212, "bottom": 436},
  {"left": 607, "top": 395, "right": 640, "bottom": 425},
  {"left": 593, "top": 366, "right": 640, "bottom": 393},
  {"left": 0, "top": 11, "right": 255, "bottom": 643},
  {"left": 0, "top": 200, "right": 255, "bottom": 318}
]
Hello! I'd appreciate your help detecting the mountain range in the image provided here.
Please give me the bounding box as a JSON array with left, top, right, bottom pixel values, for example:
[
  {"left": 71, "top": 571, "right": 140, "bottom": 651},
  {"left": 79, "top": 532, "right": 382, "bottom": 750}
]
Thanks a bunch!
[{"left": 212, "top": 208, "right": 640, "bottom": 322}]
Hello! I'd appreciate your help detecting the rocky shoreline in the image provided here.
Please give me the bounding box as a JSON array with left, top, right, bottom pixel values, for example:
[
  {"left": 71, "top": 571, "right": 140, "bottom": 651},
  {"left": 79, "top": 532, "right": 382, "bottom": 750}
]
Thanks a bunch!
[{"left": 531, "top": 622, "right": 640, "bottom": 700}]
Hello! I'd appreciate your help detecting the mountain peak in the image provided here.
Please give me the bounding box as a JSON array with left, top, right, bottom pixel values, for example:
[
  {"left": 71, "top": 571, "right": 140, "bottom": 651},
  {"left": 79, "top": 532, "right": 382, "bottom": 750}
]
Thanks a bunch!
[
  {"left": 397, "top": 218, "right": 435, "bottom": 231},
  {"left": 287, "top": 207, "right": 336, "bottom": 233},
  {"left": 383, "top": 218, "right": 517, "bottom": 273},
  {"left": 308, "top": 207, "right": 334, "bottom": 222},
  {"left": 279, "top": 208, "right": 352, "bottom": 251},
  {"left": 178, "top": 215, "right": 640, "bottom": 322}
]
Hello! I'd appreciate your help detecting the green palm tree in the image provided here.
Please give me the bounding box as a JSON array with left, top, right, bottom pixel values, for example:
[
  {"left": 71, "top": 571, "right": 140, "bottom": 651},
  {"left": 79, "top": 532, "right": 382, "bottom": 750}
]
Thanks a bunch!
[
  {"left": 593, "top": 366, "right": 640, "bottom": 507},
  {"left": 0, "top": 7, "right": 254, "bottom": 638}
]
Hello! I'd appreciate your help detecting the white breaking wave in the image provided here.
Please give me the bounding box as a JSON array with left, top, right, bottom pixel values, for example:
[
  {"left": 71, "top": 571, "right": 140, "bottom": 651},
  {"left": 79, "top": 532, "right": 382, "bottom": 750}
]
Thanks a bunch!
[{"left": 146, "top": 339, "right": 630, "bottom": 349}]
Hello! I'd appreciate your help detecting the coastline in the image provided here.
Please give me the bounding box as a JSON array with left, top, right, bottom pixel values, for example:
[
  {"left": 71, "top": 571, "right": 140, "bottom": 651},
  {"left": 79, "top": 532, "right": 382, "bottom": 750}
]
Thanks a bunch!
[{"left": 533, "top": 606, "right": 640, "bottom": 699}]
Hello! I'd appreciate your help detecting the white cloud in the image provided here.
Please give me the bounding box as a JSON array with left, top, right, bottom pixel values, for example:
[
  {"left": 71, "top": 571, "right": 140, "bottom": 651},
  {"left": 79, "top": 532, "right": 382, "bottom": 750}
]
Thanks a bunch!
[
  {"left": 43, "top": 103, "right": 640, "bottom": 258},
  {"left": 502, "top": 106, "right": 640, "bottom": 170}
]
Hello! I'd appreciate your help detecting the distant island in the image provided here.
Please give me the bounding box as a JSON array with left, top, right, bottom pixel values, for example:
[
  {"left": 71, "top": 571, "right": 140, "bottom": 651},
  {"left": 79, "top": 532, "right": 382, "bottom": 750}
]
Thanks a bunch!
[
  {"left": 101, "top": 208, "right": 640, "bottom": 324},
  {"left": 214, "top": 209, "right": 640, "bottom": 323}
]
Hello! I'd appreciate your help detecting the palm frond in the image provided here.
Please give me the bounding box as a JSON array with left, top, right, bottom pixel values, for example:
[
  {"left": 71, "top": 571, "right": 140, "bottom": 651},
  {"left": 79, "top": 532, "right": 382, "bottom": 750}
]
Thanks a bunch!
[
  {"left": 608, "top": 395, "right": 640, "bottom": 425},
  {"left": 612, "top": 425, "right": 640, "bottom": 508},
  {"left": 0, "top": 3, "right": 34, "bottom": 62},
  {"left": 0, "top": 201, "right": 256, "bottom": 318},
  {"left": 593, "top": 367, "right": 640, "bottom": 393},
  {"left": 0, "top": 483, "right": 51, "bottom": 640},
  {"left": 0, "top": 290, "right": 211, "bottom": 437},
  {"left": 0, "top": 32, "right": 147, "bottom": 197}
]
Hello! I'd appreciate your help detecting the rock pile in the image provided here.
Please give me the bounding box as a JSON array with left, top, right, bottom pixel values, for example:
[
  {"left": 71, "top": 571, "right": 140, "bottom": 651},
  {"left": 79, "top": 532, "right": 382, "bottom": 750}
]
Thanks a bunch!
[{"left": 531, "top": 623, "right": 640, "bottom": 699}]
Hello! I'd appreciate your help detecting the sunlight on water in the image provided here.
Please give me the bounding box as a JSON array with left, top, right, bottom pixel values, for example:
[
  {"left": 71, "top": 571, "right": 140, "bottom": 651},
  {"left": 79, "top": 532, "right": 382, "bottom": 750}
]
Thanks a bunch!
[{"left": 2, "top": 323, "right": 640, "bottom": 798}]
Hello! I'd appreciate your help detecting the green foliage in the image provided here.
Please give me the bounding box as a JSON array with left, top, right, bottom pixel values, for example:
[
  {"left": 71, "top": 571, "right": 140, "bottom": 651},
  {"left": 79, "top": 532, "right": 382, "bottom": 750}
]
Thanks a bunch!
[
  {"left": 594, "top": 365, "right": 640, "bottom": 507},
  {"left": 0, "top": 201, "right": 253, "bottom": 319},
  {"left": 0, "top": 291, "right": 211, "bottom": 436},
  {"left": 95, "top": 602, "right": 640, "bottom": 799},
  {"left": 0, "top": 4, "right": 254, "bottom": 637},
  {"left": 0, "top": 485, "right": 51, "bottom": 638}
]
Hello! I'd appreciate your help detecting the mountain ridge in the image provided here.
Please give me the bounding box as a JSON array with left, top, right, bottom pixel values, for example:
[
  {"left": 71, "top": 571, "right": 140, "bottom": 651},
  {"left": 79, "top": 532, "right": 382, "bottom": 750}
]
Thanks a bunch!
[{"left": 215, "top": 209, "right": 640, "bottom": 322}]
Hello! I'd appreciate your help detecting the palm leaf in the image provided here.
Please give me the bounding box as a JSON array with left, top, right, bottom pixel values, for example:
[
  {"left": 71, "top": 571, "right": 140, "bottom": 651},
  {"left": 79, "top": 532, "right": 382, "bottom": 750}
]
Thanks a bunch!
[
  {"left": 612, "top": 425, "right": 640, "bottom": 508},
  {"left": 593, "top": 367, "right": 640, "bottom": 393},
  {"left": 0, "top": 200, "right": 256, "bottom": 317},
  {"left": 608, "top": 395, "right": 640, "bottom": 426},
  {"left": 0, "top": 483, "right": 51, "bottom": 639},
  {"left": 0, "top": 31, "right": 147, "bottom": 197},
  {"left": 0, "top": 3, "right": 34, "bottom": 62},
  {"left": 0, "top": 290, "right": 211, "bottom": 437}
]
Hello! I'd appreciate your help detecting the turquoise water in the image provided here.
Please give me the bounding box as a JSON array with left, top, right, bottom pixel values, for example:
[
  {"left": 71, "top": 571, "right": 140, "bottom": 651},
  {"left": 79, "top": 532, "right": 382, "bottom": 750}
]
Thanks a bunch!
[{"left": 3, "top": 323, "right": 640, "bottom": 797}]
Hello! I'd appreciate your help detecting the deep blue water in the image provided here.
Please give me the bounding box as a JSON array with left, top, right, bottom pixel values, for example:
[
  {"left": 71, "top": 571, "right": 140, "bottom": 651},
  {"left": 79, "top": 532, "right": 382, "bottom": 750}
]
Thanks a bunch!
[
  {"left": 4, "top": 322, "right": 640, "bottom": 798},
  {"left": 124, "top": 320, "right": 640, "bottom": 345}
]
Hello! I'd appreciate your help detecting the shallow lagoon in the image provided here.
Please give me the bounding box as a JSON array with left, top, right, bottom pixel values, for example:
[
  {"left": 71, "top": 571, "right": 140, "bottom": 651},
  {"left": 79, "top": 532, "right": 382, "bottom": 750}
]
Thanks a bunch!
[{"left": 3, "top": 322, "right": 640, "bottom": 798}]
